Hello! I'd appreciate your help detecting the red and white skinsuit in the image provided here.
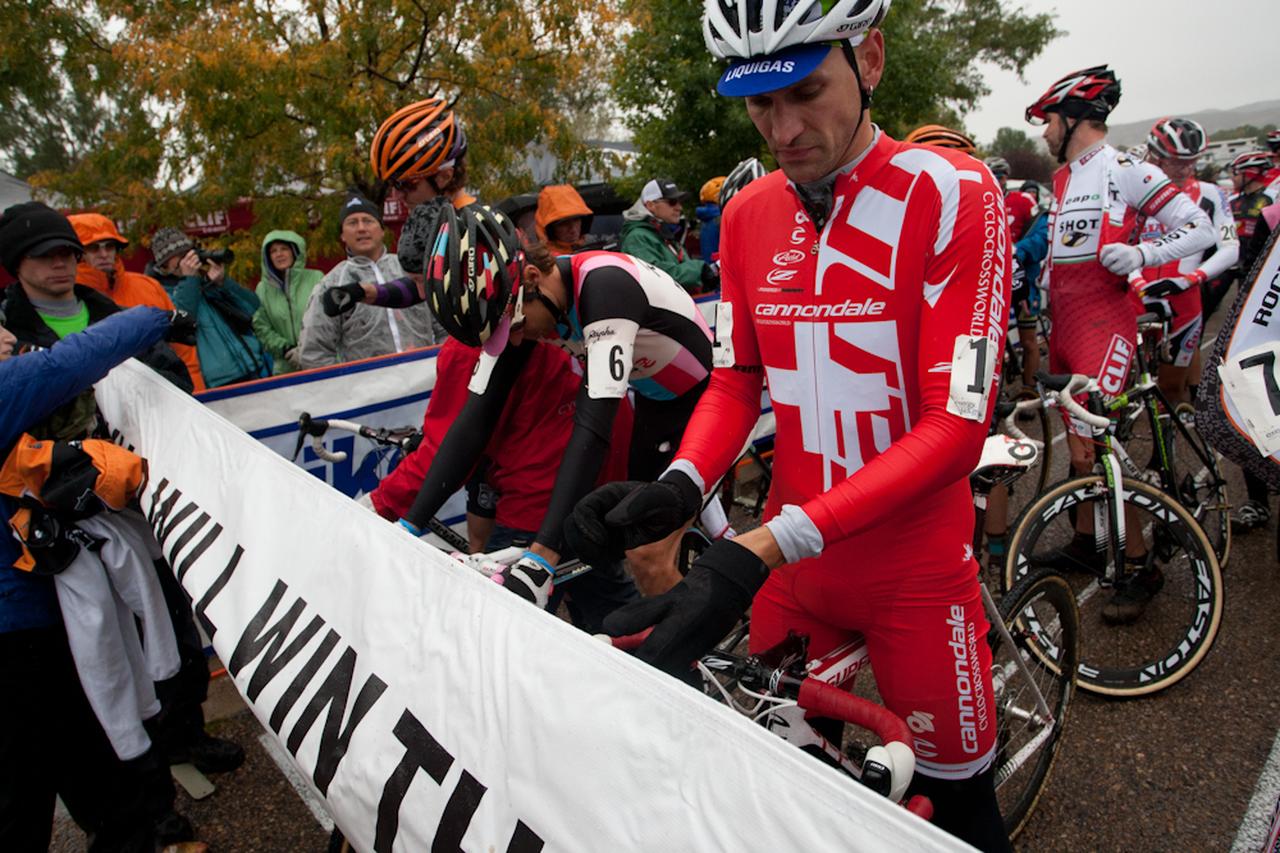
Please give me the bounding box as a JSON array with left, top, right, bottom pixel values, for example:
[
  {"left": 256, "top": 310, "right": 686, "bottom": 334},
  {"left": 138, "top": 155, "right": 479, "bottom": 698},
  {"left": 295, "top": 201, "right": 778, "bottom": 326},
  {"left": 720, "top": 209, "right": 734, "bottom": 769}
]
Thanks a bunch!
[
  {"left": 669, "top": 131, "right": 1010, "bottom": 778},
  {"left": 1042, "top": 143, "right": 1213, "bottom": 401}
]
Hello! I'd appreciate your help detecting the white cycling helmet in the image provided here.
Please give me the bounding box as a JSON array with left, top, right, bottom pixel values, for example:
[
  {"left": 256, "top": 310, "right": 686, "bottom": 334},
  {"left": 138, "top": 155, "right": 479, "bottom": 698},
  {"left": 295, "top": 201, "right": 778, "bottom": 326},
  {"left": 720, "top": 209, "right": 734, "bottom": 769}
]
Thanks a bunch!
[
  {"left": 704, "top": 0, "right": 891, "bottom": 96},
  {"left": 703, "top": 0, "right": 890, "bottom": 59},
  {"left": 719, "top": 157, "right": 769, "bottom": 209}
]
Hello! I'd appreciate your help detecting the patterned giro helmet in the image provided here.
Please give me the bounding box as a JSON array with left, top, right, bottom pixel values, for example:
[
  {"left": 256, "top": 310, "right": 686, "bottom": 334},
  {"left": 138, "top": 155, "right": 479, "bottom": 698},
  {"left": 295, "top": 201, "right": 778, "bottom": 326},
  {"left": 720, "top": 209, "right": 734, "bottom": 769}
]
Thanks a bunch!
[
  {"left": 412, "top": 201, "right": 525, "bottom": 347},
  {"left": 718, "top": 157, "right": 769, "bottom": 210},
  {"left": 1025, "top": 65, "right": 1122, "bottom": 125},
  {"left": 902, "top": 124, "right": 977, "bottom": 155},
  {"left": 371, "top": 98, "right": 468, "bottom": 183},
  {"left": 1146, "top": 118, "right": 1208, "bottom": 160}
]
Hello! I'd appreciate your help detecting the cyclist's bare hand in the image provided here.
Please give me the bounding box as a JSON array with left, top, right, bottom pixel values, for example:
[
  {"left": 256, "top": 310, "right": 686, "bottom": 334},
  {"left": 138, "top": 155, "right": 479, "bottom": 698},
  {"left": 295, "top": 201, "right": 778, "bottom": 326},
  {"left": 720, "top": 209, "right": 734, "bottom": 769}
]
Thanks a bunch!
[
  {"left": 624, "top": 527, "right": 684, "bottom": 596},
  {"left": 565, "top": 472, "right": 702, "bottom": 564},
  {"left": 604, "top": 539, "right": 767, "bottom": 676}
]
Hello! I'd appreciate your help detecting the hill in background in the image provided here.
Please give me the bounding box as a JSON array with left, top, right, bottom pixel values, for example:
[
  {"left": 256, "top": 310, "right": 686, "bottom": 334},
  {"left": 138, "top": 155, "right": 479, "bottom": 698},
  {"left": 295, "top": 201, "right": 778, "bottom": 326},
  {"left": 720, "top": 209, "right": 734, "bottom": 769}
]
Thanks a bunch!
[{"left": 1107, "top": 99, "right": 1280, "bottom": 147}]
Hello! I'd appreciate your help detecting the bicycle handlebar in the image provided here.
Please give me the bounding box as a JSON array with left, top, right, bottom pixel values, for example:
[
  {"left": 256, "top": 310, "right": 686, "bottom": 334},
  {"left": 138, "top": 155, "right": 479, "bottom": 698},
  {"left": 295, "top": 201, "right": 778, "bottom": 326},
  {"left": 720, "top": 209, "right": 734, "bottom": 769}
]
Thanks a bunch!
[
  {"left": 1001, "top": 398, "right": 1043, "bottom": 443},
  {"left": 1054, "top": 375, "right": 1111, "bottom": 430}
]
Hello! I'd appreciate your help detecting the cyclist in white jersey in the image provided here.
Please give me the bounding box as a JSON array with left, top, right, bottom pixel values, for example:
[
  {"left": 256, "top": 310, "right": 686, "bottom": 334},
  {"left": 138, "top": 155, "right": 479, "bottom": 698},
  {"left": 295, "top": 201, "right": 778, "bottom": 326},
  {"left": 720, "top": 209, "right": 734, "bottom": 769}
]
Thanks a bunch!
[
  {"left": 1026, "top": 66, "right": 1214, "bottom": 622},
  {"left": 1130, "top": 118, "right": 1238, "bottom": 407}
]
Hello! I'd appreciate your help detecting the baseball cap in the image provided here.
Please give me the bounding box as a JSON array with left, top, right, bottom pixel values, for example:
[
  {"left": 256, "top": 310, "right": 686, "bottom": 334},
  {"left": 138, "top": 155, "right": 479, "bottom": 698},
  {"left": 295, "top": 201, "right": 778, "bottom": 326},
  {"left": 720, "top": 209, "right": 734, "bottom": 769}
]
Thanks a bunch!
[
  {"left": 717, "top": 43, "right": 834, "bottom": 98},
  {"left": 640, "top": 178, "right": 689, "bottom": 204}
]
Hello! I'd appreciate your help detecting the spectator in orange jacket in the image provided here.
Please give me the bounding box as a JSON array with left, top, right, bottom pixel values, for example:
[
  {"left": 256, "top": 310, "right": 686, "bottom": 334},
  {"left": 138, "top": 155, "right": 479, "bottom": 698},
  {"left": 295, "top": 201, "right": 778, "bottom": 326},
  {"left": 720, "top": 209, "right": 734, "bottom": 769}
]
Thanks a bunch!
[
  {"left": 534, "top": 184, "right": 594, "bottom": 255},
  {"left": 70, "top": 213, "right": 206, "bottom": 392}
]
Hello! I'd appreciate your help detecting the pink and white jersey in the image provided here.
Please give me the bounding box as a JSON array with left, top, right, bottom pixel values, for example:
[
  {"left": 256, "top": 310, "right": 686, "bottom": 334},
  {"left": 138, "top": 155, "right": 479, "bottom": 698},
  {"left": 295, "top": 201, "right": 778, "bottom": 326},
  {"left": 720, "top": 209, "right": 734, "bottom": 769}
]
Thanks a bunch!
[{"left": 553, "top": 252, "right": 713, "bottom": 401}]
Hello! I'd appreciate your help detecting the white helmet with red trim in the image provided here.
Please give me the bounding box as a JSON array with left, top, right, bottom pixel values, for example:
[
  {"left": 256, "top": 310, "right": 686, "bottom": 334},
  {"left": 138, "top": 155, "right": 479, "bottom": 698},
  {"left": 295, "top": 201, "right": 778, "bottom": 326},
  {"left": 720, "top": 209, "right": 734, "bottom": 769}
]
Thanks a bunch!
[
  {"left": 1146, "top": 118, "right": 1208, "bottom": 160},
  {"left": 1230, "top": 151, "right": 1272, "bottom": 180},
  {"left": 702, "top": 0, "right": 891, "bottom": 60}
]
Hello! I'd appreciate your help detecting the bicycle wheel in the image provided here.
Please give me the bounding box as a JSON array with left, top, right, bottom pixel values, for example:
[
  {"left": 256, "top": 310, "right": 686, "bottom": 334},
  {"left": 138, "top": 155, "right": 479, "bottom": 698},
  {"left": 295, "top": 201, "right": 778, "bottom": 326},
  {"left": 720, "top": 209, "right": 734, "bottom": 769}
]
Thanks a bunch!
[
  {"left": 1005, "top": 475, "right": 1223, "bottom": 697},
  {"left": 1121, "top": 401, "right": 1231, "bottom": 565},
  {"left": 989, "top": 570, "right": 1076, "bottom": 839}
]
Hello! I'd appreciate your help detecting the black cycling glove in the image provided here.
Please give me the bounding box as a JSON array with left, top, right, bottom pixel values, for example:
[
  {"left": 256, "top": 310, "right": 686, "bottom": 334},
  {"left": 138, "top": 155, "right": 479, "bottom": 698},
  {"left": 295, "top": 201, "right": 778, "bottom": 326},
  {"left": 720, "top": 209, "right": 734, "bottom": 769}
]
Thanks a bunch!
[
  {"left": 322, "top": 283, "right": 365, "bottom": 316},
  {"left": 603, "top": 538, "right": 768, "bottom": 676},
  {"left": 165, "top": 310, "right": 198, "bottom": 345},
  {"left": 563, "top": 471, "right": 702, "bottom": 564},
  {"left": 1141, "top": 277, "right": 1188, "bottom": 299}
]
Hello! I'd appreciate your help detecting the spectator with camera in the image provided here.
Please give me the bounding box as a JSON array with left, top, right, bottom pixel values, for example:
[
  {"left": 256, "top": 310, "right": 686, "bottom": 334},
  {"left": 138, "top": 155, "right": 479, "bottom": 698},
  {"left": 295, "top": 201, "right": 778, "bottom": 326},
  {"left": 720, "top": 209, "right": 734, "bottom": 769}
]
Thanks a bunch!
[
  {"left": 146, "top": 226, "right": 272, "bottom": 387},
  {"left": 70, "top": 212, "right": 207, "bottom": 391},
  {"left": 252, "top": 230, "right": 324, "bottom": 374},
  {"left": 620, "top": 178, "right": 718, "bottom": 293},
  {"left": 298, "top": 192, "right": 440, "bottom": 368}
]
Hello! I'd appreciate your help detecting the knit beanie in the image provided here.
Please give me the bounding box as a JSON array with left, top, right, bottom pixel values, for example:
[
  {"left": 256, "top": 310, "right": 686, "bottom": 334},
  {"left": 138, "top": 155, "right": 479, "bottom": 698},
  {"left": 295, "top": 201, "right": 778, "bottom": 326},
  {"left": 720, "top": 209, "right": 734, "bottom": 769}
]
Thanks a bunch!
[
  {"left": 149, "top": 227, "right": 195, "bottom": 268},
  {"left": 338, "top": 193, "right": 383, "bottom": 232},
  {"left": 0, "top": 202, "right": 84, "bottom": 275}
]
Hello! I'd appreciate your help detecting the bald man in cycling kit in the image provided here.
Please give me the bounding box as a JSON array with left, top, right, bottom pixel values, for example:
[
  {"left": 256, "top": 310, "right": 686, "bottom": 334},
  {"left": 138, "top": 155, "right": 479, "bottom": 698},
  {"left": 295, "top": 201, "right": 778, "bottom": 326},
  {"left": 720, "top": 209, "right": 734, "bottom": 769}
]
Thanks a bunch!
[{"left": 566, "top": 1, "right": 1012, "bottom": 848}]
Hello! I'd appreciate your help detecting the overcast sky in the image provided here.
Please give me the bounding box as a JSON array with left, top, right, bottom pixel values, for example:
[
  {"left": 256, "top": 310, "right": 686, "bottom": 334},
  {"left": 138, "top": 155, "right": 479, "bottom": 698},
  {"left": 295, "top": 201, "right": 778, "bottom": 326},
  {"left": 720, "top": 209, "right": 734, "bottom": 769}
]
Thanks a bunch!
[{"left": 961, "top": 0, "right": 1280, "bottom": 146}]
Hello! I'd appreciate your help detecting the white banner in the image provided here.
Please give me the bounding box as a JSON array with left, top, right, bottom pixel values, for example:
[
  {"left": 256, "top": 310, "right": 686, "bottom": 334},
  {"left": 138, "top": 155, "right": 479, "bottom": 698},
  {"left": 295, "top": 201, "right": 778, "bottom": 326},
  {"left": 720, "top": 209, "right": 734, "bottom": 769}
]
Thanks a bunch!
[{"left": 96, "top": 360, "right": 962, "bottom": 853}]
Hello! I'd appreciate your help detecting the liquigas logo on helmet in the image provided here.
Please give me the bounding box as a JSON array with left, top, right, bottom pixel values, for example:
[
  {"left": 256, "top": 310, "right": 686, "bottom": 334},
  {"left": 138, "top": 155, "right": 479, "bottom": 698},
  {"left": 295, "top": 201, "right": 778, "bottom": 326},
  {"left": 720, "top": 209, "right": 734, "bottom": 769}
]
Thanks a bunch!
[{"left": 772, "top": 249, "right": 806, "bottom": 265}]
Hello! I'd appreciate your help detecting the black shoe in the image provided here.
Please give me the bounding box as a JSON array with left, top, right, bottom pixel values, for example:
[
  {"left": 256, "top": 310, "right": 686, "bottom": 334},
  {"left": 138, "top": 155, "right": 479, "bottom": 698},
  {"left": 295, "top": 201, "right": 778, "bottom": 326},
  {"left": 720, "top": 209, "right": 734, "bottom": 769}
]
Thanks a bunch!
[
  {"left": 154, "top": 811, "right": 195, "bottom": 846},
  {"left": 1102, "top": 565, "right": 1164, "bottom": 625},
  {"left": 1031, "top": 537, "right": 1105, "bottom": 574},
  {"left": 169, "top": 733, "right": 245, "bottom": 774}
]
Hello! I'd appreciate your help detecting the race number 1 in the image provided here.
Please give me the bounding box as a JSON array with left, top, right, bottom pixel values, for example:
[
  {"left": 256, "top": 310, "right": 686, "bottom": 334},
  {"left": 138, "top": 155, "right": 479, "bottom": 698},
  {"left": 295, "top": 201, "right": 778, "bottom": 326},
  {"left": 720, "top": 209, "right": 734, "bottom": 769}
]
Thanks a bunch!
[
  {"left": 1219, "top": 341, "right": 1280, "bottom": 457},
  {"left": 947, "top": 334, "right": 995, "bottom": 421},
  {"left": 713, "top": 302, "right": 735, "bottom": 368}
]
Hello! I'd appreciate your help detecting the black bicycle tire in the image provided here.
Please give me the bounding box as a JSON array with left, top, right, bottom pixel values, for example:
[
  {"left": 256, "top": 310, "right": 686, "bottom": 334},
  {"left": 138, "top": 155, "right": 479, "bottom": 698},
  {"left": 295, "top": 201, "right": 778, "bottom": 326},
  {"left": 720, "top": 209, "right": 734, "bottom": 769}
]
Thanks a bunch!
[
  {"left": 991, "top": 569, "right": 1077, "bottom": 839},
  {"left": 1004, "top": 474, "right": 1223, "bottom": 697},
  {"left": 1168, "top": 402, "right": 1231, "bottom": 567}
]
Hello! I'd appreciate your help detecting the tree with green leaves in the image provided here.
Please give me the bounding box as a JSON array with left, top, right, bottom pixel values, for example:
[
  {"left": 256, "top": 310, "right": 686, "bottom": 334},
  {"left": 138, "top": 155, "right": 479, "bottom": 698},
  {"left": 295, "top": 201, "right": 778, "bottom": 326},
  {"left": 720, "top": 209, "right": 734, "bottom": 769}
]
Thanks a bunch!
[
  {"left": 985, "top": 127, "right": 1055, "bottom": 182},
  {"left": 613, "top": 0, "right": 1059, "bottom": 193},
  {"left": 0, "top": 0, "right": 622, "bottom": 261}
]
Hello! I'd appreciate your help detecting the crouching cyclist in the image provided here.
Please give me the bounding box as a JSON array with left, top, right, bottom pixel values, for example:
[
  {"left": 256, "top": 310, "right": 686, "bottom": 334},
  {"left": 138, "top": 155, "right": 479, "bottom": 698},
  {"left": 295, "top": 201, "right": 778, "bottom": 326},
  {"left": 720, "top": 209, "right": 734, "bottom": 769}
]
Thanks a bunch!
[
  {"left": 566, "top": 0, "right": 1012, "bottom": 848},
  {"left": 324, "top": 201, "right": 722, "bottom": 613}
]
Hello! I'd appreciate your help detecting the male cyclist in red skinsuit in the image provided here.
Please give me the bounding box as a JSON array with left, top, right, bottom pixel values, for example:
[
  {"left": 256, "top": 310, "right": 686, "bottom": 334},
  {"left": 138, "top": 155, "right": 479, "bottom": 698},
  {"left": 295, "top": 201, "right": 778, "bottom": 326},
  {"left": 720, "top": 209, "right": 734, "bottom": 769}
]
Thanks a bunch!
[
  {"left": 1025, "top": 67, "right": 1214, "bottom": 620},
  {"left": 566, "top": 1, "right": 1011, "bottom": 848}
]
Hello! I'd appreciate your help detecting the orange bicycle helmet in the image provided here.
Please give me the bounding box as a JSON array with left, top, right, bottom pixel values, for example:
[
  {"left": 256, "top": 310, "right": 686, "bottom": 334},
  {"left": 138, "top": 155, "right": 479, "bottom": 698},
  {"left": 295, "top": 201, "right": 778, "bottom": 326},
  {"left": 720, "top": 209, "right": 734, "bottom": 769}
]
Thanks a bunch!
[
  {"left": 371, "top": 98, "right": 468, "bottom": 182},
  {"left": 904, "top": 124, "right": 977, "bottom": 155}
]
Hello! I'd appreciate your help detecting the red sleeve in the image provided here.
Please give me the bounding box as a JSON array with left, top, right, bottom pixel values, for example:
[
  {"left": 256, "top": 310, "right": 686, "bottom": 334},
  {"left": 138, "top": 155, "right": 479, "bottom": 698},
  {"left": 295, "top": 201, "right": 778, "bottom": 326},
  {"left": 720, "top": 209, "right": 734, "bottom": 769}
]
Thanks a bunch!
[
  {"left": 369, "top": 339, "right": 479, "bottom": 519},
  {"left": 800, "top": 169, "right": 1010, "bottom": 545},
  {"left": 672, "top": 206, "right": 765, "bottom": 489}
]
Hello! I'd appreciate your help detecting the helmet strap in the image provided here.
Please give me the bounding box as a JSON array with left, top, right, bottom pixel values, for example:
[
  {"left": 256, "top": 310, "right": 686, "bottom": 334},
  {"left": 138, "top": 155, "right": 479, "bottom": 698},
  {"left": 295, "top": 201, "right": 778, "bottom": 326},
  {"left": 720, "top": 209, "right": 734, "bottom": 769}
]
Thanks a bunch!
[
  {"left": 839, "top": 40, "right": 873, "bottom": 135},
  {"left": 1055, "top": 113, "right": 1080, "bottom": 164}
]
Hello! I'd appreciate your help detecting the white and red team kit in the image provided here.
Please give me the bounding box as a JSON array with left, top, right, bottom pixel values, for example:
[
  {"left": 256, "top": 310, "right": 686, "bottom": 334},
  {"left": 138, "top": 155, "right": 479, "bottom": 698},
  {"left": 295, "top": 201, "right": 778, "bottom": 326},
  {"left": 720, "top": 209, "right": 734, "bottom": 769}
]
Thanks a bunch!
[
  {"left": 1133, "top": 179, "right": 1239, "bottom": 366},
  {"left": 669, "top": 130, "right": 1010, "bottom": 779},
  {"left": 1041, "top": 142, "right": 1213, "bottom": 397}
]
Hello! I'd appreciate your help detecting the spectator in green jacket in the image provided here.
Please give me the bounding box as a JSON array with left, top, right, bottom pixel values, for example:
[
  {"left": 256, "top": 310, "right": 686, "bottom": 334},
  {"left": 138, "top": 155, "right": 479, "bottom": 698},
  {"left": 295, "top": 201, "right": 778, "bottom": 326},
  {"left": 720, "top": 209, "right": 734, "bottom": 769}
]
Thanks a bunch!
[
  {"left": 252, "top": 230, "right": 324, "bottom": 374},
  {"left": 620, "top": 178, "right": 719, "bottom": 293}
]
